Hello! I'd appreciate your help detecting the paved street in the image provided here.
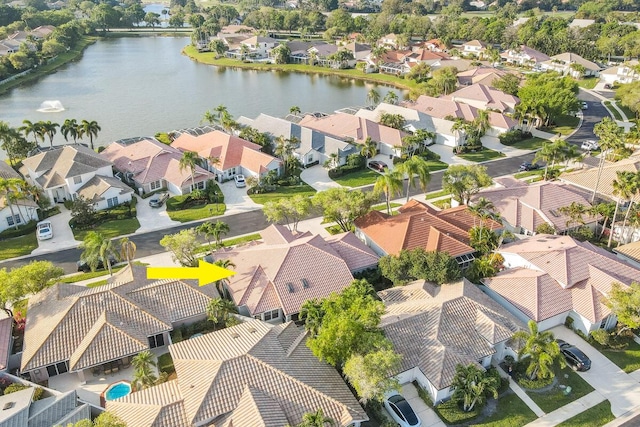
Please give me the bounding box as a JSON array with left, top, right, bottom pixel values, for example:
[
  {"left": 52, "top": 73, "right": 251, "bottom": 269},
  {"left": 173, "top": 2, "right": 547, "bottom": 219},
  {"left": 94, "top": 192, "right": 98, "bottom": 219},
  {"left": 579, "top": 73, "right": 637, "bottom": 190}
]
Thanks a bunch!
[{"left": 567, "top": 89, "right": 610, "bottom": 146}]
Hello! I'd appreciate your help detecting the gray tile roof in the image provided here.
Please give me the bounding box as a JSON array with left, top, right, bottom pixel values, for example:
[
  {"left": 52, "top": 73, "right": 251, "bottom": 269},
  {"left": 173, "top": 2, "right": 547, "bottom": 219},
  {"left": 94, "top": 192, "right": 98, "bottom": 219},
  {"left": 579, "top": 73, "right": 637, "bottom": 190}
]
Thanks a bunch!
[
  {"left": 0, "top": 162, "right": 20, "bottom": 180},
  {"left": 76, "top": 175, "right": 133, "bottom": 202}
]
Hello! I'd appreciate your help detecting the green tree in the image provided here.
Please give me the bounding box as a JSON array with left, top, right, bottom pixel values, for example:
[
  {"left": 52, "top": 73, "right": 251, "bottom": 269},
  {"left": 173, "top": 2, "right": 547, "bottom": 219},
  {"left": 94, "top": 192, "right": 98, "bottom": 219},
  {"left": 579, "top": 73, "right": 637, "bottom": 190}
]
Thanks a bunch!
[
  {"left": 604, "top": 282, "right": 640, "bottom": 335},
  {"left": 0, "top": 268, "right": 24, "bottom": 317},
  {"left": 379, "top": 113, "right": 406, "bottom": 130},
  {"left": 513, "top": 320, "right": 564, "bottom": 380},
  {"left": 179, "top": 150, "right": 199, "bottom": 191},
  {"left": 0, "top": 178, "right": 24, "bottom": 230},
  {"left": 80, "top": 232, "right": 119, "bottom": 275},
  {"left": 263, "top": 195, "right": 312, "bottom": 232},
  {"left": 20, "top": 119, "right": 41, "bottom": 145},
  {"left": 206, "top": 297, "right": 238, "bottom": 329},
  {"left": 517, "top": 74, "right": 579, "bottom": 127},
  {"left": 374, "top": 169, "right": 403, "bottom": 215},
  {"left": 451, "top": 364, "right": 500, "bottom": 412},
  {"left": 10, "top": 260, "right": 63, "bottom": 295},
  {"left": 442, "top": 165, "right": 493, "bottom": 205},
  {"left": 407, "top": 62, "right": 431, "bottom": 83},
  {"left": 61, "top": 118, "right": 79, "bottom": 143},
  {"left": 144, "top": 11, "right": 160, "bottom": 30},
  {"left": 40, "top": 121, "right": 59, "bottom": 148},
  {"left": 0, "top": 122, "right": 35, "bottom": 168},
  {"left": 397, "top": 156, "right": 431, "bottom": 202},
  {"left": 198, "top": 220, "right": 230, "bottom": 249},
  {"left": 312, "top": 188, "right": 378, "bottom": 232},
  {"left": 383, "top": 91, "right": 399, "bottom": 105},
  {"left": 297, "top": 409, "right": 336, "bottom": 427},
  {"left": 379, "top": 248, "right": 462, "bottom": 285},
  {"left": 425, "top": 66, "right": 458, "bottom": 96},
  {"left": 79, "top": 119, "right": 101, "bottom": 150},
  {"left": 469, "top": 226, "right": 499, "bottom": 255},
  {"left": 159, "top": 228, "right": 200, "bottom": 266},
  {"left": 615, "top": 81, "right": 640, "bottom": 119},
  {"left": 367, "top": 88, "right": 381, "bottom": 106},
  {"left": 300, "top": 298, "right": 325, "bottom": 337},
  {"left": 289, "top": 105, "right": 301, "bottom": 115},
  {"left": 119, "top": 237, "right": 137, "bottom": 267},
  {"left": 70, "top": 196, "right": 97, "bottom": 227},
  {"left": 343, "top": 348, "right": 402, "bottom": 403},
  {"left": 70, "top": 412, "right": 127, "bottom": 427},
  {"left": 558, "top": 202, "right": 588, "bottom": 230},
  {"left": 131, "top": 350, "right": 157, "bottom": 391},
  {"left": 359, "top": 136, "right": 378, "bottom": 159},
  {"left": 493, "top": 73, "right": 521, "bottom": 96}
]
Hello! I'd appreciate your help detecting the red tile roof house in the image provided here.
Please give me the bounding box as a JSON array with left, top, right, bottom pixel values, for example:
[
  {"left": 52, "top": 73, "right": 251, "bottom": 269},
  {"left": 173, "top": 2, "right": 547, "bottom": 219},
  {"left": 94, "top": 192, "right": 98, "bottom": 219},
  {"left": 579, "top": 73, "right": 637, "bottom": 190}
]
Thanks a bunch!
[
  {"left": 101, "top": 138, "right": 212, "bottom": 196},
  {"left": 481, "top": 234, "right": 640, "bottom": 335},
  {"left": 354, "top": 199, "right": 502, "bottom": 269},
  {"left": 171, "top": 130, "right": 282, "bottom": 183},
  {"left": 298, "top": 112, "right": 406, "bottom": 157},
  {"left": 211, "top": 224, "right": 379, "bottom": 322},
  {"left": 379, "top": 279, "right": 524, "bottom": 404},
  {"left": 471, "top": 178, "right": 598, "bottom": 236}
]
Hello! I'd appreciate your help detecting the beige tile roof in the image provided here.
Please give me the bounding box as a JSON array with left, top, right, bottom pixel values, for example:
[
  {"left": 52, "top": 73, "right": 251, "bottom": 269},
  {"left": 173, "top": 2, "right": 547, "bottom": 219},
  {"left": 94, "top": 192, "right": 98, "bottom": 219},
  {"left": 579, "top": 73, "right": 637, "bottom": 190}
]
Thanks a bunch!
[
  {"left": 483, "top": 235, "right": 640, "bottom": 323},
  {"left": 0, "top": 162, "right": 20, "bottom": 180},
  {"left": 101, "top": 139, "right": 212, "bottom": 188},
  {"left": 111, "top": 321, "right": 367, "bottom": 427},
  {"left": 543, "top": 52, "right": 601, "bottom": 71},
  {"left": 214, "top": 225, "right": 378, "bottom": 317},
  {"left": 444, "top": 83, "right": 519, "bottom": 112},
  {"left": 299, "top": 112, "right": 406, "bottom": 147},
  {"left": 354, "top": 199, "right": 501, "bottom": 257},
  {"left": 380, "top": 279, "right": 523, "bottom": 390},
  {"left": 457, "top": 66, "right": 509, "bottom": 86},
  {"left": 21, "top": 145, "right": 112, "bottom": 189},
  {"left": 472, "top": 181, "right": 596, "bottom": 232},
  {"left": 22, "top": 265, "right": 218, "bottom": 372},
  {"left": 76, "top": 175, "right": 133, "bottom": 203},
  {"left": 559, "top": 155, "right": 640, "bottom": 200},
  {"left": 615, "top": 241, "right": 640, "bottom": 264},
  {"left": 172, "top": 130, "right": 281, "bottom": 175}
]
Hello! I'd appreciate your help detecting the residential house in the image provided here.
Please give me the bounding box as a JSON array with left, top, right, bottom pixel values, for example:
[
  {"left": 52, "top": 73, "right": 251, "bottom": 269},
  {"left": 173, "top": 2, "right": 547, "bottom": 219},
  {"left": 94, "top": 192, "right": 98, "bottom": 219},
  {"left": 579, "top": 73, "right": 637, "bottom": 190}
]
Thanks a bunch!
[
  {"left": 171, "top": 129, "right": 282, "bottom": 182},
  {"left": 29, "top": 25, "right": 56, "bottom": 39},
  {"left": 308, "top": 43, "right": 338, "bottom": 65},
  {"left": 238, "top": 113, "right": 358, "bottom": 167},
  {"left": 443, "top": 83, "right": 520, "bottom": 114},
  {"left": 0, "top": 162, "right": 39, "bottom": 233},
  {"left": 540, "top": 52, "right": 601, "bottom": 77},
  {"left": 404, "top": 49, "right": 449, "bottom": 66},
  {"left": 107, "top": 321, "right": 368, "bottom": 427},
  {"left": 227, "top": 35, "right": 279, "bottom": 59},
  {"left": 211, "top": 224, "right": 379, "bottom": 322},
  {"left": 101, "top": 138, "right": 212, "bottom": 195},
  {"left": 20, "top": 145, "right": 132, "bottom": 208},
  {"left": 379, "top": 33, "right": 399, "bottom": 48},
  {"left": 500, "top": 45, "right": 550, "bottom": 67},
  {"left": 343, "top": 42, "right": 371, "bottom": 61},
  {"left": 420, "top": 38, "right": 447, "bottom": 52},
  {"left": 614, "top": 240, "right": 640, "bottom": 269},
  {"left": 471, "top": 178, "right": 597, "bottom": 235},
  {"left": 298, "top": 112, "right": 406, "bottom": 156},
  {"left": 461, "top": 39, "right": 487, "bottom": 57},
  {"left": 21, "top": 265, "right": 218, "bottom": 385},
  {"left": 354, "top": 199, "right": 502, "bottom": 268},
  {"left": 600, "top": 60, "right": 640, "bottom": 85},
  {"left": 380, "top": 279, "right": 524, "bottom": 403},
  {"left": 287, "top": 40, "right": 326, "bottom": 63},
  {"left": 457, "top": 66, "right": 510, "bottom": 87},
  {"left": 482, "top": 234, "right": 640, "bottom": 335},
  {"left": 0, "top": 318, "right": 12, "bottom": 372}
]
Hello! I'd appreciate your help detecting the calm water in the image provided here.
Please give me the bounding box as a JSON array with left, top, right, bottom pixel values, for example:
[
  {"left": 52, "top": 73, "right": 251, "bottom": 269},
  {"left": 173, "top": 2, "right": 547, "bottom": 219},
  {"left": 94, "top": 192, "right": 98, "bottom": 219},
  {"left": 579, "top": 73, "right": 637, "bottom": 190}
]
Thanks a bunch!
[{"left": 0, "top": 36, "right": 401, "bottom": 153}]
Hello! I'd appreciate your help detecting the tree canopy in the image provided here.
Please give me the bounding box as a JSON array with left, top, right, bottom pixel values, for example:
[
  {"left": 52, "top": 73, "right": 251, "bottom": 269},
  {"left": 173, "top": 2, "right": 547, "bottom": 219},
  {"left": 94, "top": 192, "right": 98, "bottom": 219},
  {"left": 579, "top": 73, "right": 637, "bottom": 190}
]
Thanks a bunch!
[
  {"left": 312, "top": 188, "right": 378, "bottom": 232},
  {"left": 379, "top": 248, "right": 462, "bottom": 285},
  {"left": 442, "top": 165, "right": 493, "bottom": 205}
]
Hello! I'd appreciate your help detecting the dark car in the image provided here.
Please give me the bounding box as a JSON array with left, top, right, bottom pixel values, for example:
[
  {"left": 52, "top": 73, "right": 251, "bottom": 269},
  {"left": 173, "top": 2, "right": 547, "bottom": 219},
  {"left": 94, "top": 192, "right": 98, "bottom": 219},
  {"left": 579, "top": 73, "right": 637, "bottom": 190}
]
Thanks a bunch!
[
  {"left": 368, "top": 160, "right": 388, "bottom": 172},
  {"left": 77, "top": 256, "right": 118, "bottom": 273},
  {"left": 557, "top": 339, "right": 591, "bottom": 371},
  {"left": 519, "top": 162, "right": 541, "bottom": 172},
  {"left": 148, "top": 193, "right": 169, "bottom": 208},
  {"left": 604, "top": 83, "right": 612, "bottom": 89}
]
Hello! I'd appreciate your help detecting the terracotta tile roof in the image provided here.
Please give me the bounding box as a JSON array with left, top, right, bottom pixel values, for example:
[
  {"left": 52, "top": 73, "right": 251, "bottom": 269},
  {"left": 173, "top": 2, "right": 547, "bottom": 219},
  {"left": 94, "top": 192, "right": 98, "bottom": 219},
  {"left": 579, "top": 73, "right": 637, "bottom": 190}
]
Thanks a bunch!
[
  {"left": 298, "top": 112, "right": 405, "bottom": 147},
  {"left": 172, "top": 130, "right": 281, "bottom": 175},
  {"left": 21, "top": 145, "right": 112, "bottom": 189},
  {"left": 21, "top": 265, "right": 218, "bottom": 373},
  {"left": 472, "top": 181, "right": 595, "bottom": 232},
  {"left": 109, "top": 321, "right": 367, "bottom": 427},
  {"left": 444, "top": 83, "right": 519, "bottom": 112},
  {"left": 76, "top": 175, "right": 133, "bottom": 203},
  {"left": 559, "top": 155, "right": 640, "bottom": 200},
  {"left": 614, "top": 241, "right": 640, "bottom": 264},
  {"left": 214, "top": 225, "right": 378, "bottom": 317},
  {"left": 354, "top": 200, "right": 500, "bottom": 257},
  {"left": 101, "top": 139, "right": 212, "bottom": 188},
  {"left": 380, "top": 279, "right": 524, "bottom": 390}
]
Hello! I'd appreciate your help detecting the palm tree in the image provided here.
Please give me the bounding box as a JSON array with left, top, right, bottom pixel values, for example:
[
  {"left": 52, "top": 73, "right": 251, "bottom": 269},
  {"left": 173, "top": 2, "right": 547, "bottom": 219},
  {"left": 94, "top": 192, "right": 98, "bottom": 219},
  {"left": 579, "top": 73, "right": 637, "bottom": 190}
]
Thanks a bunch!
[
  {"left": 469, "top": 197, "right": 497, "bottom": 229},
  {"left": 558, "top": 202, "right": 588, "bottom": 231},
  {"left": 397, "top": 156, "right": 431, "bottom": 202},
  {"left": 179, "top": 150, "right": 199, "bottom": 192},
  {"left": 34, "top": 121, "right": 47, "bottom": 146},
  {"left": 289, "top": 105, "right": 301, "bottom": 115},
  {"left": 206, "top": 297, "right": 238, "bottom": 329},
  {"left": 201, "top": 110, "right": 216, "bottom": 125},
  {"left": 513, "top": 320, "right": 564, "bottom": 380},
  {"left": 383, "top": 91, "right": 399, "bottom": 105},
  {"left": 451, "top": 118, "right": 467, "bottom": 149},
  {"left": 131, "top": 350, "right": 157, "bottom": 391},
  {"left": 451, "top": 364, "right": 500, "bottom": 412},
  {"left": 366, "top": 88, "right": 381, "bottom": 107},
  {"left": 615, "top": 171, "right": 640, "bottom": 245},
  {"left": 474, "top": 110, "right": 491, "bottom": 138},
  {"left": 0, "top": 178, "right": 23, "bottom": 230},
  {"left": 119, "top": 237, "right": 137, "bottom": 267},
  {"left": 592, "top": 118, "right": 624, "bottom": 203},
  {"left": 608, "top": 171, "right": 635, "bottom": 247},
  {"left": 590, "top": 202, "right": 616, "bottom": 240},
  {"left": 80, "top": 231, "right": 119, "bottom": 275},
  {"left": 20, "top": 119, "right": 40, "bottom": 145},
  {"left": 359, "top": 136, "right": 378, "bottom": 159},
  {"left": 213, "top": 259, "right": 235, "bottom": 298},
  {"left": 300, "top": 299, "right": 324, "bottom": 337},
  {"left": 40, "top": 121, "right": 59, "bottom": 148},
  {"left": 61, "top": 119, "right": 79, "bottom": 143},
  {"left": 374, "top": 169, "right": 403, "bottom": 215},
  {"left": 297, "top": 409, "right": 336, "bottom": 427},
  {"left": 80, "top": 119, "right": 101, "bottom": 150}
]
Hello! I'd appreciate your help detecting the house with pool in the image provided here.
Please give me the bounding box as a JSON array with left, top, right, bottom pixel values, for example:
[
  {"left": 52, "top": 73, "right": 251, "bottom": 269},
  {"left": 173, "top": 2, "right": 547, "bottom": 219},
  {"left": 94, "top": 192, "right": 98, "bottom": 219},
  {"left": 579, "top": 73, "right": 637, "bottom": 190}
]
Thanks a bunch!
[{"left": 20, "top": 265, "right": 218, "bottom": 406}]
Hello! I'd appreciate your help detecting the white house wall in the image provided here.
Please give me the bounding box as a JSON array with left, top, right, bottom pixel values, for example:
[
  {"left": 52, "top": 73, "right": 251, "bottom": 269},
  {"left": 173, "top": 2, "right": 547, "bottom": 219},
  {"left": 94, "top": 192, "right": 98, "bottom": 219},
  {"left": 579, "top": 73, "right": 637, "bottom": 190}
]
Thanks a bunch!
[
  {"left": 92, "top": 187, "right": 133, "bottom": 211},
  {"left": 536, "top": 311, "right": 570, "bottom": 332}
]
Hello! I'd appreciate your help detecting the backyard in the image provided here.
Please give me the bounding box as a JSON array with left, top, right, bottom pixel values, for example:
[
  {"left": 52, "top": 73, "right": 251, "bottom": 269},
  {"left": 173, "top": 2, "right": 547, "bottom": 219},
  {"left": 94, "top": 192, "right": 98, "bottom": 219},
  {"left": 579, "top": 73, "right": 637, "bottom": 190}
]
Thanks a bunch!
[{"left": 248, "top": 184, "right": 316, "bottom": 205}]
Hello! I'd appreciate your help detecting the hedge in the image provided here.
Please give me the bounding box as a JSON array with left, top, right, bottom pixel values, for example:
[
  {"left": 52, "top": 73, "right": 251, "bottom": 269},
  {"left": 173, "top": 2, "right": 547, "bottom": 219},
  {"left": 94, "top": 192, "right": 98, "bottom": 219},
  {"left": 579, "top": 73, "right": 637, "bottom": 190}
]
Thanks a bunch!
[
  {"left": 0, "top": 220, "right": 37, "bottom": 240},
  {"left": 499, "top": 129, "right": 533, "bottom": 145}
]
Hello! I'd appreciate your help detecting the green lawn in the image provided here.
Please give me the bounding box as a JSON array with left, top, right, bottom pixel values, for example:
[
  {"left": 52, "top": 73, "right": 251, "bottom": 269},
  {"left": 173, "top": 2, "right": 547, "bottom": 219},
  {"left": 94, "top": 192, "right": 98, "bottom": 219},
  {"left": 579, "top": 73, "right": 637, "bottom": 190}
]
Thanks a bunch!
[
  {"left": 73, "top": 218, "right": 140, "bottom": 240},
  {"left": 424, "top": 159, "right": 450, "bottom": 171},
  {"left": 575, "top": 77, "right": 598, "bottom": 89},
  {"left": 426, "top": 189, "right": 451, "bottom": 200},
  {"left": 167, "top": 203, "right": 226, "bottom": 223},
  {"left": 604, "top": 101, "right": 623, "bottom": 121},
  {"left": 248, "top": 185, "right": 316, "bottom": 205},
  {"left": 158, "top": 352, "right": 175, "bottom": 375},
  {"left": 525, "top": 366, "right": 594, "bottom": 413},
  {"left": 514, "top": 169, "right": 544, "bottom": 179},
  {"left": 0, "top": 234, "right": 38, "bottom": 261},
  {"left": 510, "top": 137, "right": 548, "bottom": 151},
  {"left": 550, "top": 115, "right": 581, "bottom": 136},
  {"left": 470, "top": 393, "right": 538, "bottom": 427},
  {"left": 433, "top": 398, "right": 481, "bottom": 425},
  {"left": 599, "top": 340, "right": 640, "bottom": 373},
  {"left": 372, "top": 202, "right": 402, "bottom": 211},
  {"left": 556, "top": 400, "right": 615, "bottom": 427},
  {"left": 86, "top": 279, "right": 109, "bottom": 288},
  {"left": 58, "top": 266, "right": 126, "bottom": 284},
  {"left": 457, "top": 148, "right": 506, "bottom": 162},
  {"left": 432, "top": 198, "right": 452, "bottom": 209},
  {"left": 617, "top": 104, "right": 636, "bottom": 121},
  {"left": 332, "top": 169, "right": 380, "bottom": 187}
]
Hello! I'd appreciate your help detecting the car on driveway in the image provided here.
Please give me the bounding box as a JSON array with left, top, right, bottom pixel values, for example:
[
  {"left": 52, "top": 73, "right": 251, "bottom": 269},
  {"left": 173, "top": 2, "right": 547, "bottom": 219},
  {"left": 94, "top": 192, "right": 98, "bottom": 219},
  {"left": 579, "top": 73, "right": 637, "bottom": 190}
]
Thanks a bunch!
[
  {"left": 581, "top": 140, "right": 600, "bottom": 151},
  {"left": 368, "top": 160, "right": 388, "bottom": 172},
  {"left": 36, "top": 220, "right": 53, "bottom": 240},
  {"left": 148, "top": 193, "right": 169, "bottom": 208},
  {"left": 77, "top": 256, "right": 118, "bottom": 273},
  {"left": 384, "top": 393, "right": 422, "bottom": 427},
  {"left": 557, "top": 339, "right": 591, "bottom": 371},
  {"left": 234, "top": 174, "right": 246, "bottom": 188},
  {"left": 519, "top": 162, "right": 541, "bottom": 172}
]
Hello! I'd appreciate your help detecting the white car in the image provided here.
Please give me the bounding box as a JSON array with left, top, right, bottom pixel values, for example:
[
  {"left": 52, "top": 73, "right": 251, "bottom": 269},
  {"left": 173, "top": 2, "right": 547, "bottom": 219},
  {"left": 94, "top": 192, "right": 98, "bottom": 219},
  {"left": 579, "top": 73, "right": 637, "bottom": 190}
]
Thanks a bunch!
[
  {"left": 581, "top": 140, "right": 599, "bottom": 151},
  {"left": 581, "top": 101, "right": 588, "bottom": 110},
  {"left": 384, "top": 393, "right": 422, "bottom": 427},
  {"left": 234, "top": 174, "right": 246, "bottom": 188},
  {"left": 36, "top": 220, "right": 53, "bottom": 240}
]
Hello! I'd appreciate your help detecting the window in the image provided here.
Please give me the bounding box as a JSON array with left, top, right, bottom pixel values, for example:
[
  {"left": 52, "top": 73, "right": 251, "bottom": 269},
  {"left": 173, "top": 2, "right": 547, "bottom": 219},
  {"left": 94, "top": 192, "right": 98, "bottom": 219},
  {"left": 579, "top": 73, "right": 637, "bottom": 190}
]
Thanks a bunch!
[
  {"left": 46, "top": 361, "right": 69, "bottom": 377},
  {"left": 148, "top": 333, "right": 165, "bottom": 348},
  {"left": 263, "top": 309, "right": 280, "bottom": 321},
  {"left": 150, "top": 180, "right": 162, "bottom": 191},
  {"left": 6, "top": 215, "right": 20, "bottom": 227},
  {"left": 191, "top": 181, "right": 205, "bottom": 191},
  {"left": 106, "top": 196, "right": 118, "bottom": 208},
  {"left": 73, "top": 176, "right": 82, "bottom": 184}
]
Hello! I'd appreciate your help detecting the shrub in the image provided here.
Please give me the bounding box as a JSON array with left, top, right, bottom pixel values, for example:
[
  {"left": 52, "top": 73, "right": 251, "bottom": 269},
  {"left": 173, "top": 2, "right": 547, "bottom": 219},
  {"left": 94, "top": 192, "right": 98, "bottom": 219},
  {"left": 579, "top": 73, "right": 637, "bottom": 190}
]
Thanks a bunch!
[
  {"left": 564, "top": 316, "right": 574, "bottom": 329},
  {"left": 499, "top": 129, "right": 533, "bottom": 145},
  {"left": 4, "top": 384, "right": 29, "bottom": 395},
  {"left": 590, "top": 329, "right": 612, "bottom": 347},
  {"left": 568, "top": 226, "right": 594, "bottom": 242},
  {"left": 0, "top": 220, "right": 37, "bottom": 240}
]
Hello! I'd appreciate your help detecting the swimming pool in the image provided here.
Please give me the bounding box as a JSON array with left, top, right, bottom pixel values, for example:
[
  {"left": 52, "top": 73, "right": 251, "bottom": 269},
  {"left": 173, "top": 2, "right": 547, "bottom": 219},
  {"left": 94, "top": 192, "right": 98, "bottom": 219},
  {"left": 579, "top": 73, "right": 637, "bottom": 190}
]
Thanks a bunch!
[{"left": 104, "top": 381, "right": 132, "bottom": 401}]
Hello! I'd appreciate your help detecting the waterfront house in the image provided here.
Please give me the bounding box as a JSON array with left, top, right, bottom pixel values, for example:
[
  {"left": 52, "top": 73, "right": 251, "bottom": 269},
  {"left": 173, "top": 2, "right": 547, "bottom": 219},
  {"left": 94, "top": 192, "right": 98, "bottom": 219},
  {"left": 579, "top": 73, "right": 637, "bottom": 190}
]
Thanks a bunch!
[
  {"left": 443, "top": 83, "right": 519, "bottom": 114},
  {"left": 456, "top": 66, "right": 510, "bottom": 87},
  {"left": 0, "top": 162, "right": 39, "bottom": 233}
]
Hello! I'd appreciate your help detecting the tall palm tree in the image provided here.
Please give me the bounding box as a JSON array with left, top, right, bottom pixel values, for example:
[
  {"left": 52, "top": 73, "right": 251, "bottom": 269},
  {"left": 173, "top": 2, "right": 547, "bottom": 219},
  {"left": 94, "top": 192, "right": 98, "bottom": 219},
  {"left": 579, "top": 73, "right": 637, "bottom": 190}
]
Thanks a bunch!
[
  {"left": 474, "top": 110, "right": 491, "bottom": 138},
  {"left": 201, "top": 110, "right": 216, "bottom": 125},
  {"left": 592, "top": 118, "right": 624, "bottom": 203},
  {"left": 590, "top": 202, "right": 616, "bottom": 240},
  {"left": 80, "top": 120, "right": 101, "bottom": 150},
  {"left": 513, "top": 320, "right": 564, "bottom": 380},
  {"left": 558, "top": 202, "right": 588, "bottom": 231},
  {"left": 383, "top": 91, "right": 399, "bottom": 105},
  {"left": 40, "top": 121, "right": 59, "bottom": 148},
  {"left": 616, "top": 171, "right": 640, "bottom": 245},
  {"left": 297, "top": 409, "right": 336, "bottom": 427},
  {"left": 451, "top": 364, "right": 500, "bottom": 412},
  {"left": 300, "top": 299, "right": 324, "bottom": 337},
  {"left": 0, "top": 178, "right": 23, "bottom": 230},
  {"left": 213, "top": 259, "right": 235, "bottom": 298},
  {"left": 451, "top": 118, "right": 467, "bottom": 149},
  {"left": 20, "top": 119, "right": 40, "bottom": 145},
  {"left": 206, "top": 297, "right": 238, "bottom": 329},
  {"left": 397, "top": 156, "right": 431, "bottom": 202},
  {"left": 374, "top": 169, "right": 403, "bottom": 215},
  {"left": 80, "top": 231, "right": 119, "bottom": 275},
  {"left": 34, "top": 121, "right": 47, "bottom": 146},
  {"left": 608, "top": 171, "right": 635, "bottom": 247},
  {"left": 359, "top": 136, "right": 378, "bottom": 159},
  {"left": 131, "top": 350, "right": 157, "bottom": 391},
  {"left": 61, "top": 119, "right": 79, "bottom": 143},
  {"left": 119, "top": 237, "right": 137, "bottom": 267},
  {"left": 179, "top": 150, "right": 199, "bottom": 192},
  {"left": 366, "top": 88, "right": 381, "bottom": 106}
]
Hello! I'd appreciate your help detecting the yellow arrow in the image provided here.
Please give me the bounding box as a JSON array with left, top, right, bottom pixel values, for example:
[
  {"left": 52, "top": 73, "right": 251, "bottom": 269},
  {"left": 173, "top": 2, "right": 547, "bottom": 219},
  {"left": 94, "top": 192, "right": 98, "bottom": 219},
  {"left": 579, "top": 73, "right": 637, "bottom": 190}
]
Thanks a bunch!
[{"left": 146, "top": 260, "right": 236, "bottom": 287}]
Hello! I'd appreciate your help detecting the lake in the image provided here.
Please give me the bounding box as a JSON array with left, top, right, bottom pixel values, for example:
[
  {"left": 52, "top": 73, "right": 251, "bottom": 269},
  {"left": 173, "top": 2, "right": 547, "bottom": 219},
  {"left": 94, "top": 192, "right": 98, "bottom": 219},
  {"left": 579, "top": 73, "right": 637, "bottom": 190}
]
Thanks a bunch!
[{"left": 0, "top": 36, "right": 401, "bottom": 152}]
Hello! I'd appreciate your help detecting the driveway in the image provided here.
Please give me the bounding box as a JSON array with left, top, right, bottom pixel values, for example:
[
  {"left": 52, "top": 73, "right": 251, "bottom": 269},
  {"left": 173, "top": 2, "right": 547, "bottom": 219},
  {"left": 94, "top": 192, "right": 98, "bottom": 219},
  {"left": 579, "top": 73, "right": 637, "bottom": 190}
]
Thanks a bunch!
[
  {"left": 217, "top": 180, "right": 262, "bottom": 213},
  {"left": 550, "top": 326, "right": 640, "bottom": 417},
  {"left": 425, "top": 145, "right": 472, "bottom": 166},
  {"left": 31, "top": 205, "right": 82, "bottom": 255},
  {"left": 400, "top": 383, "right": 446, "bottom": 427},
  {"left": 135, "top": 194, "right": 180, "bottom": 233},
  {"left": 481, "top": 136, "right": 534, "bottom": 157},
  {"left": 300, "top": 165, "right": 342, "bottom": 191}
]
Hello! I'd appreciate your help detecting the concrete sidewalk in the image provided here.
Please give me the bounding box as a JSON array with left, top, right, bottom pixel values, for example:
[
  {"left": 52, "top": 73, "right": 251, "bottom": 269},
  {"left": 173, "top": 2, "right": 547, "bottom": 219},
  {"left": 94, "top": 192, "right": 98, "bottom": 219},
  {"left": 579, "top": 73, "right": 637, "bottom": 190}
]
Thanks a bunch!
[{"left": 524, "top": 391, "right": 606, "bottom": 427}]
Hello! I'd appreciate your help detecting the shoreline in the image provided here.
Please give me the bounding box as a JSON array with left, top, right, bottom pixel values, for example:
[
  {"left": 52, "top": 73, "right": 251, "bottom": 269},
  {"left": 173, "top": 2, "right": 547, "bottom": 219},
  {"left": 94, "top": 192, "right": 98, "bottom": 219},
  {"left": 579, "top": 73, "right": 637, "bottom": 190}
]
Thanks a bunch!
[{"left": 181, "top": 45, "right": 417, "bottom": 92}]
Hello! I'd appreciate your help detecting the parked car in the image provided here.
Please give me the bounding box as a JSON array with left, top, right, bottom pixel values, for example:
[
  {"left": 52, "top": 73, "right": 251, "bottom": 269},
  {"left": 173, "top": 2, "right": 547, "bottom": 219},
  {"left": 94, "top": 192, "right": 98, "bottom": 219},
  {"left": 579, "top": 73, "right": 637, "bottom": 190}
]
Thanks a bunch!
[
  {"left": 519, "top": 162, "right": 541, "bottom": 172},
  {"left": 77, "top": 256, "right": 118, "bottom": 273},
  {"left": 234, "top": 174, "right": 246, "bottom": 188},
  {"left": 604, "top": 83, "right": 612, "bottom": 89},
  {"left": 581, "top": 140, "right": 600, "bottom": 151},
  {"left": 383, "top": 393, "right": 422, "bottom": 427},
  {"left": 368, "top": 160, "right": 388, "bottom": 172},
  {"left": 557, "top": 339, "right": 591, "bottom": 371},
  {"left": 36, "top": 220, "right": 53, "bottom": 240},
  {"left": 148, "top": 193, "right": 169, "bottom": 208},
  {"left": 581, "top": 101, "right": 588, "bottom": 110}
]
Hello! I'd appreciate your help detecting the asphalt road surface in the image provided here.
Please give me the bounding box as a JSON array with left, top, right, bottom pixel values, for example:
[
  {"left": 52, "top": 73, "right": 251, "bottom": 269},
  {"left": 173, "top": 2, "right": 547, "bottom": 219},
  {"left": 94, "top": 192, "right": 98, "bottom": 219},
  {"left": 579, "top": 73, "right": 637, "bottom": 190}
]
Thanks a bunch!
[{"left": 568, "top": 89, "right": 610, "bottom": 146}]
